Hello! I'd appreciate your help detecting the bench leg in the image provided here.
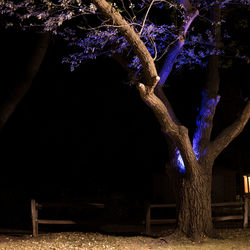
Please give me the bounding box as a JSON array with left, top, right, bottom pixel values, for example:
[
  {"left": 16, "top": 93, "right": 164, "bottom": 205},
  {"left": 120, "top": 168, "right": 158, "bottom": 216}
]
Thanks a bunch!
[{"left": 31, "top": 199, "right": 39, "bottom": 237}]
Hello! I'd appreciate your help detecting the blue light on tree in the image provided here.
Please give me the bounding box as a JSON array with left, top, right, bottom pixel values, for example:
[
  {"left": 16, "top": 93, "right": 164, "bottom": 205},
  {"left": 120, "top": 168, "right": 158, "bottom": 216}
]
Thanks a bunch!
[
  {"left": 176, "top": 149, "right": 186, "bottom": 174},
  {"left": 193, "top": 91, "right": 220, "bottom": 160}
]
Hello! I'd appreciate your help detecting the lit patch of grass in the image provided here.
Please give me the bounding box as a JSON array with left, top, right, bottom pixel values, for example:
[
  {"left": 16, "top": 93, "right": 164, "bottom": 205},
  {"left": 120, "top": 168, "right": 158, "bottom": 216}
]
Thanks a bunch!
[{"left": 0, "top": 229, "right": 250, "bottom": 249}]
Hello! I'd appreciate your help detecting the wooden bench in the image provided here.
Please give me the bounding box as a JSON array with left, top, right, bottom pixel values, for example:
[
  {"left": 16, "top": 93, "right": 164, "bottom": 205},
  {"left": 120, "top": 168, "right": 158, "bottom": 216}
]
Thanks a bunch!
[
  {"left": 31, "top": 199, "right": 105, "bottom": 237},
  {"left": 145, "top": 198, "right": 249, "bottom": 234}
]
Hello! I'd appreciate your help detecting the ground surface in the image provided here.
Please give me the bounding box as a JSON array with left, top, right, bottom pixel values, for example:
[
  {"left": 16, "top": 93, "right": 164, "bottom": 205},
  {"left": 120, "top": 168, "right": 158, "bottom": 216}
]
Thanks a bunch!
[{"left": 0, "top": 228, "right": 250, "bottom": 249}]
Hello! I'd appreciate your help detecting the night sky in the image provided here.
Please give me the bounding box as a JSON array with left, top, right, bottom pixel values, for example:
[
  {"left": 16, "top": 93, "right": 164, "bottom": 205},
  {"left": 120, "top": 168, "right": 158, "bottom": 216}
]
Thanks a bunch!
[{"left": 0, "top": 31, "right": 249, "bottom": 229}]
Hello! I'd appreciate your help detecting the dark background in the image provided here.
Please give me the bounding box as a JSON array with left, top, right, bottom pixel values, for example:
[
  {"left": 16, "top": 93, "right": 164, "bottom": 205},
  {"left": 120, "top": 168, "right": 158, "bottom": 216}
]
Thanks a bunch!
[{"left": 0, "top": 31, "right": 249, "bottom": 230}]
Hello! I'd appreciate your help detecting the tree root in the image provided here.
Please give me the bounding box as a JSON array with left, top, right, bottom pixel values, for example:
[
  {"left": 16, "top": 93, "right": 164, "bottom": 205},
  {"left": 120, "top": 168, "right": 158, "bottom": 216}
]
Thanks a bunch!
[{"left": 157, "top": 228, "right": 223, "bottom": 244}]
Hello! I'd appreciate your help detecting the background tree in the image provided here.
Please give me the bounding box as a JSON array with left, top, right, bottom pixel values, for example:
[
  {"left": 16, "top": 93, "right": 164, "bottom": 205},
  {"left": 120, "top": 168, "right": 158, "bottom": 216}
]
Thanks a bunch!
[
  {"left": 0, "top": 33, "right": 49, "bottom": 130},
  {"left": 0, "top": 8, "right": 50, "bottom": 129},
  {"left": 1, "top": 0, "right": 249, "bottom": 241}
]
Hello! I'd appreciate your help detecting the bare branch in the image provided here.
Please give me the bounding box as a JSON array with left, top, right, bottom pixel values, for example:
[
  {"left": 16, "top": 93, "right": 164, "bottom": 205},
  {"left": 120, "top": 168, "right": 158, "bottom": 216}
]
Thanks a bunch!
[
  {"left": 119, "top": 0, "right": 133, "bottom": 21},
  {"left": 208, "top": 101, "right": 250, "bottom": 160},
  {"left": 91, "top": 0, "right": 159, "bottom": 86},
  {"left": 139, "top": 0, "right": 155, "bottom": 36}
]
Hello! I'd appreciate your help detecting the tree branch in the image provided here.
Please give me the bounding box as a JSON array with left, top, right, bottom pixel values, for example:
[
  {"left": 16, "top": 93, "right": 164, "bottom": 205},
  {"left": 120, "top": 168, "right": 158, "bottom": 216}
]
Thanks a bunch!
[
  {"left": 155, "top": 7, "right": 199, "bottom": 126},
  {"left": 158, "top": 9, "right": 199, "bottom": 86},
  {"left": 208, "top": 100, "right": 250, "bottom": 160},
  {"left": 91, "top": 0, "right": 159, "bottom": 87},
  {"left": 139, "top": 0, "right": 155, "bottom": 36},
  {"left": 92, "top": 0, "right": 198, "bottom": 175},
  {"left": 154, "top": 6, "right": 199, "bottom": 127},
  {"left": 192, "top": 4, "right": 221, "bottom": 162},
  {"left": 137, "top": 83, "right": 197, "bottom": 174}
]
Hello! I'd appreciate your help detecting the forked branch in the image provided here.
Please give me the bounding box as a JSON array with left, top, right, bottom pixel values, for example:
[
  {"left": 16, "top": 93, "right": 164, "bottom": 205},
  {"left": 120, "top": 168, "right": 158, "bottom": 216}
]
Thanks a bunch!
[{"left": 92, "top": 0, "right": 198, "bottom": 173}]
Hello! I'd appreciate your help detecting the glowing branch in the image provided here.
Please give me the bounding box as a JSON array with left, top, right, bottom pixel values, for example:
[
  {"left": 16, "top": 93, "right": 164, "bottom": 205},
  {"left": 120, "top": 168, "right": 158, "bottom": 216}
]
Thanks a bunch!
[
  {"left": 182, "top": 10, "right": 199, "bottom": 37},
  {"left": 158, "top": 8, "right": 199, "bottom": 85},
  {"left": 192, "top": 92, "right": 220, "bottom": 161}
]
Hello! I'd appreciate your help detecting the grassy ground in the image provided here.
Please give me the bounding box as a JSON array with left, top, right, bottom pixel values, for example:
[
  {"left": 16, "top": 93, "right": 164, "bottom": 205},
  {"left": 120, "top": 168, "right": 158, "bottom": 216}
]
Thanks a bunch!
[{"left": 0, "top": 228, "right": 250, "bottom": 250}]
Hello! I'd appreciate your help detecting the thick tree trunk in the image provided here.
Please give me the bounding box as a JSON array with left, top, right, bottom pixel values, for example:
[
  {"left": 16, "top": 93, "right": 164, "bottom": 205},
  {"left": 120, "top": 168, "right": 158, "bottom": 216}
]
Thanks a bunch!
[{"left": 177, "top": 164, "right": 213, "bottom": 241}]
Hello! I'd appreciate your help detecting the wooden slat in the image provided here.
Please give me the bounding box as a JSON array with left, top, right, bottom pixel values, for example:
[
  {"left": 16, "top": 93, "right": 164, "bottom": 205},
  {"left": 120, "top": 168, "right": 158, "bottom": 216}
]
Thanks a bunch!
[
  {"left": 149, "top": 202, "right": 244, "bottom": 209},
  {"left": 37, "top": 219, "right": 77, "bottom": 225},
  {"left": 150, "top": 216, "right": 244, "bottom": 224},
  {"left": 87, "top": 203, "right": 105, "bottom": 208},
  {"left": 211, "top": 202, "right": 244, "bottom": 207},
  {"left": 38, "top": 202, "right": 105, "bottom": 209},
  {"left": 213, "top": 215, "right": 243, "bottom": 221},
  {"left": 150, "top": 219, "right": 176, "bottom": 224}
]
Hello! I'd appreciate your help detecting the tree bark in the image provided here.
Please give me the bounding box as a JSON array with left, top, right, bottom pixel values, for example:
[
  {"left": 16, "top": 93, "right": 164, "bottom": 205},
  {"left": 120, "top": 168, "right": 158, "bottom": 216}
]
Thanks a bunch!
[
  {"left": 0, "top": 32, "right": 49, "bottom": 130},
  {"left": 177, "top": 163, "right": 213, "bottom": 241}
]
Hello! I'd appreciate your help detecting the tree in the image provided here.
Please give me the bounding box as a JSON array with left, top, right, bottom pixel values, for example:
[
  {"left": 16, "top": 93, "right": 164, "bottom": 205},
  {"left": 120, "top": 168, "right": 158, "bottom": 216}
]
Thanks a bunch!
[
  {"left": 0, "top": 5, "right": 50, "bottom": 129},
  {"left": 1, "top": 0, "right": 249, "bottom": 241},
  {"left": 0, "top": 32, "right": 49, "bottom": 130}
]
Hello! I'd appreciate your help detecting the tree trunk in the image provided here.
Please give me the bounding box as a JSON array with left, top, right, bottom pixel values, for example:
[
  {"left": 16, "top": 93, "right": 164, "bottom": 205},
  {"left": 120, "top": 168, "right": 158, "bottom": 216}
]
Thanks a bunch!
[
  {"left": 176, "top": 163, "right": 213, "bottom": 241},
  {"left": 0, "top": 33, "right": 49, "bottom": 130}
]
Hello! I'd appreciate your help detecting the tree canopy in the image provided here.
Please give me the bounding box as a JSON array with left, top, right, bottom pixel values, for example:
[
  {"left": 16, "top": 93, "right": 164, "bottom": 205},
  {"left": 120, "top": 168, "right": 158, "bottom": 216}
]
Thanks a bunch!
[{"left": 1, "top": 0, "right": 249, "bottom": 72}]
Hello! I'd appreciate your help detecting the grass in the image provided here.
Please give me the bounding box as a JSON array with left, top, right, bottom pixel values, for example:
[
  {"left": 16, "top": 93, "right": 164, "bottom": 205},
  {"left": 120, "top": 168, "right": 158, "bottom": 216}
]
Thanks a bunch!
[{"left": 0, "top": 229, "right": 250, "bottom": 249}]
